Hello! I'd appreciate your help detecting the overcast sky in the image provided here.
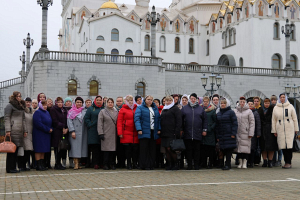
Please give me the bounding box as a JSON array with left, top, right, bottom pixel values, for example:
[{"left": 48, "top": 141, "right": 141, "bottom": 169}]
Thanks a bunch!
[{"left": 0, "top": 0, "right": 171, "bottom": 82}]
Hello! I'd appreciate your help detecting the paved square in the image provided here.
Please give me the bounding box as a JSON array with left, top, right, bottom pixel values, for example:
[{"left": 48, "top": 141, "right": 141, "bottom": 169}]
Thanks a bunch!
[{"left": 0, "top": 152, "right": 300, "bottom": 199}]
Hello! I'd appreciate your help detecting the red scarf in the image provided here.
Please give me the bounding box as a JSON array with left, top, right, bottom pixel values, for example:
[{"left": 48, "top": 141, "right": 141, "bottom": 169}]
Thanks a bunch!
[{"left": 94, "top": 96, "right": 103, "bottom": 108}]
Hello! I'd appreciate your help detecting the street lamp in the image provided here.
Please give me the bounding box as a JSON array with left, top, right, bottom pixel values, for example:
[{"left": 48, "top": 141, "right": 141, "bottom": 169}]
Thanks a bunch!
[
  {"left": 37, "top": 0, "right": 53, "bottom": 52},
  {"left": 19, "top": 51, "right": 26, "bottom": 81},
  {"left": 201, "top": 73, "right": 222, "bottom": 97},
  {"left": 282, "top": 19, "right": 294, "bottom": 70},
  {"left": 146, "top": 6, "right": 160, "bottom": 57},
  {"left": 23, "top": 33, "right": 34, "bottom": 73}
]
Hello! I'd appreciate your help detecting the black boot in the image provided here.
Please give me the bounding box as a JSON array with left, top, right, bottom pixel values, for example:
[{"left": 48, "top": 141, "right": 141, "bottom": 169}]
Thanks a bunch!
[
  {"left": 262, "top": 159, "right": 268, "bottom": 167},
  {"left": 166, "top": 162, "right": 172, "bottom": 170},
  {"left": 171, "top": 162, "right": 179, "bottom": 171},
  {"left": 268, "top": 160, "right": 273, "bottom": 168},
  {"left": 36, "top": 160, "right": 46, "bottom": 171},
  {"left": 41, "top": 159, "right": 48, "bottom": 171},
  {"left": 218, "top": 158, "right": 224, "bottom": 168}
]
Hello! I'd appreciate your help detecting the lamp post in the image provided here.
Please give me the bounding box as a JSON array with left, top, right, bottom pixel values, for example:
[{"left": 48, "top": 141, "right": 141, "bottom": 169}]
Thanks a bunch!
[
  {"left": 19, "top": 51, "right": 26, "bottom": 81},
  {"left": 281, "top": 19, "right": 294, "bottom": 70},
  {"left": 201, "top": 73, "right": 222, "bottom": 97},
  {"left": 23, "top": 33, "right": 34, "bottom": 73},
  {"left": 147, "top": 6, "right": 160, "bottom": 57},
  {"left": 37, "top": 0, "right": 53, "bottom": 52}
]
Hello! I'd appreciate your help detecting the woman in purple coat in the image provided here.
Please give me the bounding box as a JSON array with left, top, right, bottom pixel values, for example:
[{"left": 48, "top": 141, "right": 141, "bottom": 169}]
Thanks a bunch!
[
  {"left": 33, "top": 100, "right": 53, "bottom": 171},
  {"left": 50, "top": 97, "right": 68, "bottom": 170}
]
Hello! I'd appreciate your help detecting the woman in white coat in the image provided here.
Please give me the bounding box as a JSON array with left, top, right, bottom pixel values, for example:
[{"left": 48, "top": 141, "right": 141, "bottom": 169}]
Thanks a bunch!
[{"left": 272, "top": 93, "right": 299, "bottom": 169}]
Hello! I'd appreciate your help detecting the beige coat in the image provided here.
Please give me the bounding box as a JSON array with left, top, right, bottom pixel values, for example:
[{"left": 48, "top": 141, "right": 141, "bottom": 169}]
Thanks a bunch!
[
  {"left": 97, "top": 107, "right": 118, "bottom": 151},
  {"left": 272, "top": 101, "right": 299, "bottom": 150},
  {"left": 24, "top": 108, "right": 33, "bottom": 151},
  {"left": 234, "top": 104, "right": 255, "bottom": 154}
]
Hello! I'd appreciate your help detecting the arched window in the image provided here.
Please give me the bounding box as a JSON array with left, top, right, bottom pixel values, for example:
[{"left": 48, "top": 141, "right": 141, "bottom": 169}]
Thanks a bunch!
[
  {"left": 175, "top": 37, "right": 180, "bottom": 53},
  {"left": 90, "top": 80, "right": 98, "bottom": 96},
  {"left": 145, "top": 35, "right": 150, "bottom": 50},
  {"left": 222, "top": 32, "right": 226, "bottom": 48},
  {"left": 291, "top": 55, "right": 297, "bottom": 70},
  {"left": 206, "top": 39, "right": 209, "bottom": 56},
  {"left": 96, "top": 35, "right": 104, "bottom": 40},
  {"left": 126, "top": 37, "right": 133, "bottom": 42},
  {"left": 96, "top": 48, "right": 104, "bottom": 54},
  {"left": 291, "top": 24, "right": 296, "bottom": 40},
  {"left": 68, "top": 79, "right": 77, "bottom": 95},
  {"left": 160, "top": 36, "right": 166, "bottom": 52},
  {"left": 125, "top": 50, "right": 133, "bottom": 63},
  {"left": 111, "top": 49, "right": 119, "bottom": 62},
  {"left": 272, "top": 54, "right": 281, "bottom": 69},
  {"left": 189, "top": 38, "right": 194, "bottom": 53},
  {"left": 233, "top": 28, "right": 236, "bottom": 44},
  {"left": 239, "top": 57, "right": 243, "bottom": 67},
  {"left": 229, "top": 29, "right": 232, "bottom": 45},
  {"left": 111, "top": 28, "right": 119, "bottom": 41},
  {"left": 273, "top": 23, "right": 280, "bottom": 39},
  {"left": 137, "top": 82, "right": 145, "bottom": 97}
]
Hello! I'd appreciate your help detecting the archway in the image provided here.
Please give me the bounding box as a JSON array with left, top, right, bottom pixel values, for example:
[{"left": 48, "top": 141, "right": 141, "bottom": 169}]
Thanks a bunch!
[{"left": 218, "top": 54, "right": 236, "bottom": 66}]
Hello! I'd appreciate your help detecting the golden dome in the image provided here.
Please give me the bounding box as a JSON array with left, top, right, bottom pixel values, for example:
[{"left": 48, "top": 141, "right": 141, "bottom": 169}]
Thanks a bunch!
[{"left": 100, "top": 0, "right": 119, "bottom": 9}]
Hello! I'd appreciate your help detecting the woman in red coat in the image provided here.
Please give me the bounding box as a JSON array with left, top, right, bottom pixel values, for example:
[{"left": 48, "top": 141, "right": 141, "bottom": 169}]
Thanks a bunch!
[{"left": 117, "top": 95, "right": 139, "bottom": 170}]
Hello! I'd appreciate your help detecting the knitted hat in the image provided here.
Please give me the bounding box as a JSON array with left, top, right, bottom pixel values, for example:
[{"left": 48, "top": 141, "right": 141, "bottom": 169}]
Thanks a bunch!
[
  {"left": 64, "top": 97, "right": 72, "bottom": 104},
  {"left": 190, "top": 93, "right": 197, "bottom": 99},
  {"left": 25, "top": 97, "right": 32, "bottom": 102}
]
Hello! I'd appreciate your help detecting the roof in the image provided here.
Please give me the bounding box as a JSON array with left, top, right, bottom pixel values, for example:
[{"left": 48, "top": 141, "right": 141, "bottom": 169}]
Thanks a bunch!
[{"left": 100, "top": 0, "right": 119, "bottom": 10}]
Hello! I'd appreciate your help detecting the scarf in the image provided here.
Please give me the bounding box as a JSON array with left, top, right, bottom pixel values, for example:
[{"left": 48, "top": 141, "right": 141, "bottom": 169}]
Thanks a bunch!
[
  {"left": 126, "top": 102, "right": 136, "bottom": 110},
  {"left": 262, "top": 106, "right": 268, "bottom": 114},
  {"left": 115, "top": 104, "right": 123, "bottom": 112},
  {"left": 163, "top": 100, "right": 175, "bottom": 110},
  {"left": 94, "top": 96, "right": 103, "bottom": 108},
  {"left": 68, "top": 103, "right": 84, "bottom": 120},
  {"left": 189, "top": 101, "right": 198, "bottom": 107},
  {"left": 38, "top": 102, "right": 45, "bottom": 110}
]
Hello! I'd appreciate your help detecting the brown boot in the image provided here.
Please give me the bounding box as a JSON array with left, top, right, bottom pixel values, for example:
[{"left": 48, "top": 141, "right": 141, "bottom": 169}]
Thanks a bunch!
[{"left": 74, "top": 158, "right": 79, "bottom": 170}]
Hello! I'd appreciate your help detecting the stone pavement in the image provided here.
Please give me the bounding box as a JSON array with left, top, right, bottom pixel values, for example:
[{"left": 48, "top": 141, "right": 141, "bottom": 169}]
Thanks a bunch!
[{"left": 0, "top": 153, "right": 300, "bottom": 200}]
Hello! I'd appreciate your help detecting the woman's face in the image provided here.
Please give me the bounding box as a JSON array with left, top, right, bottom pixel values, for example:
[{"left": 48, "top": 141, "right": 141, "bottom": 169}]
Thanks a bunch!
[
  {"left": 220, "top": 102, "right": 226, "bottom": 109},
  {"left": 173, "top": 96, "right": 179, "bottom": 104},
  {"left": 86, "top": 101, "right": 92, "bottom": 108},
  {"left": 107, "top": 100, "right": 114, "bottom": 108},
  {"left": 271, "top": 99, "right": 277, "bottom": 105},
  {"left": 32, "top": 102, "right": 38, "bottom": 109},
  {"left": 280, "top": 95, "right": 286, "bottom": 103},
  {"left": 190, "top": 96, "right": 197, "bottom": 104},
  {"left": 16, "top": 93, "right": 22, "bottom": 102},
  {"left": 182, "top": 98, "right": 188, "bottom": 106},
  {"left": 25, "top": 101, "right": 32, "bottom": 108},
  {"left": 162, "top": 99, "right": 165, "bottom": 106},
  {"left": 239, "top": 100, "right": 246, "bottom": 108},
  {"left": 213, "top": 97, "right": 219, "bottom": 106},
  {"left": 42, "top": 104, "right": 47, "bottom": 110},
  {"left": 136, "top": 98, "right": 142, "bottom": 105},
  {"left": 165, "top": 99, "right": 172, "bottom": 106},
  {"left": 39, "top": 94, "right": 46, "bottom": 102},
  {"left": 248, "top": 102, "right": 254, "bottom": 109},
  {"left": 254, "top": 99, "right": 260, "bottom": 107},
  {"left": 65, "top": 101, "right": 72, "bottom": 107},
  {"left": 96, "top": 97, "right": 103, "bottom": 106},
  {"left": 116, "top": 98, "right": 123, "bottom": 106},
  {"left": 47, "top": 99, "right": 53, "bottom": 108},
  {"left": 145, "top": 97, "right": 153, "bottom": 107},
  {"left": 127, "top": 98, "right": 133, "bottom": 105},
  {"left": 203, "top": 99, "right": 209, "bottom": 107},
  {"left": 75, "top": 100, "right": 83, "bottom": 108},
  {"left": 154, "top": 100, "right": 159, "bottom": 108},
  {"left": 264, "top": 101, "right": 270, "bottom": 109},
  {"left": 57, "top": 100, "right": 63, "bottom": 108}
]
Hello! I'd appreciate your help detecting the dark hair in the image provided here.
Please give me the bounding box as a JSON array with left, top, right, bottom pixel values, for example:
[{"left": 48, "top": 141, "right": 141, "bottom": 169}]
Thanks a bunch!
[
  {"left": 135, "top": 95, "right": 142, "bottom": 102},
  {"left": 25, "top": 97, "right": 32, "bottom": 102},
  {"left": 154, "top": 99, "right": 160, "bottom": 105},
  {"left": 264, "top": 98, "right": 271, "bottom": 103},
  {"left": 95, "top": 95, "right": 102, "bottom": 100},
  {"left": 75, "top": 97, "right": 84, "bottom": 103},
  {"left": 172, "top": 94, "right": 179, "bottom": 98},
  {"left": 247, "top": 99, "right": 254, "bottom": 103},
  {"left": 190, "top": 93, "right": 197, "bottom": 99},
  {"left": 10, "top": 91, "right": 21, "bottom": 101},
  {"left": 212, "top": 94, "right": 220, "bottom": 99},
  {"left": 161, "top": 97, "right": 166, "bottom": 106},
  {"left": 85, "top": 99, "right": 92, "bottom": 103},
  {"left": 41, "top": 100, "right": 47, "bottom": 106},
  {"left": 56, "top": 97, "right": 63, "bottom": 102},
  {"left": 253, "top": 96, "right": 260, "bottom": 101},
  {"left": 279, "top": 93, "right": 286, "bottom": 98},
  {"left": 239, "top": 96, "right": 246, "bottom": 101},
  {"left": 107, "top": 98, "right": 114, "bottom": 103}
]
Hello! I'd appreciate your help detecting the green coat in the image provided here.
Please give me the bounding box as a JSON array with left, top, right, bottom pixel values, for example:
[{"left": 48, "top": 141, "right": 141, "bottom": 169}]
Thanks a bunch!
[
  {"left": 84, "top": 103, "right": 104, "bottom": 145},
  {"left": 202, "top": 104, "right": 217, "bottom": 146}
]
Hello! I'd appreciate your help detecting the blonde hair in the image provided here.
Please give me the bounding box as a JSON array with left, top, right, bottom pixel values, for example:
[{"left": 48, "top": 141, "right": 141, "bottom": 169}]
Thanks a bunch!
[
  {"left": 164, "top": 95, "right": 173, "bottom": 101},
  {"left": 220, "top": 99, "right": 227, "bottom": 104},
  {"left": 145, "top": 95, "right": 153, "bottom": 100},
  {"left": 32, "top": 99, "right": 38, "bottom": 103},
  {"left": 203, "top": 96, "right": 210, "bottom": 101},
  {"left": 125, "top": 95, "right": 133, "bottom": 101}
]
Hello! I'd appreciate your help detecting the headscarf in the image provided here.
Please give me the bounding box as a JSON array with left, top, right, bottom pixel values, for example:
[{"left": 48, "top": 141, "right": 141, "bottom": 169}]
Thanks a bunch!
[
  {"left": 198, "top": 97, "right": 203, "bottom": 105},
  {"left": 125, "top": 95, "right": 136, "bottom": 110},
  {"left": 201, "top": 98, "right": 211, "bottom": 109},
  {"left": 67, "top": 97, "right": 84, "bottom": 120},
  {"left": 38, "top": 101, "right": 45, "bottom": 110},
  {"left": 37, "top": 93, "right": 46, "bottom": 103},
  {"left": 180, "top": 94, "right": 189, "bottom": 106},
  {"left": 278, "top": 93, "right": 288, "bottom": 104},
  {"left": 94, "top": 95, "right": 103, "bottom": 108},
  {"left": 163, "top": 99, "right": 175, "bottom": 110}
]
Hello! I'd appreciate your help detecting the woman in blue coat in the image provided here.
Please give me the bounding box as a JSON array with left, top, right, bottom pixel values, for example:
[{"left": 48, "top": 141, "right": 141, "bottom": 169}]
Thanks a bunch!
[
  {"left": 134, "top": 95, "right": 161, "bottom": 170},
  {"left": 33, "top": 100, "right": 53, "bottom": 171},
  {"left": 216, "top": 98, "right": 238, "bottom": 170}
]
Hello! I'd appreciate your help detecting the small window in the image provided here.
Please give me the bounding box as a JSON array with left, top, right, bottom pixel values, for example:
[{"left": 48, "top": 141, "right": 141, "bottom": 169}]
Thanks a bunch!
[
  {"left": 189, "top": 38, "right": 194, "bottom": 53},
  {"left": 160, "top": 36, "right": 166, "bottom": 52},
  {"left": 96, "top": 48, "right": 104, "bottom": 54},
  {"left": 291, "top": 55, "right": 297, "bottom": 70},
  {"left": 175, "top": 37, "right": 180, "bottom": 53},
  {"left": 111, "top": 49, "right": 119, "bottom": 62},
  {"left": 272, "top": 54, "right": 281, "bottom": 69},
  {"left": 125, "top": 50, "right": 133, "bottom": 56},
  {"left": 125, "top": 50, "right": 133, "bottom": 63},
  {"left": 126, "top": 38, "right": 133, "bottom": 42},
  {"left": 96, "top": 35, "right": 104, "bottom": 40},
  {"left": 239, "top": 57, "right": 243, "bottom": 67},
  {"left": 90, "top": 80, "right": 98, "bottom": 96},
  {"left": 68, "top": 79, "right": 77, "bottom": 95},
  {"left": 273, "top": 23, "right": 279, "bottom": 39},
  {"left": 206, "top": 40, "right": 209, "bottom": 56},
  {"left": 137, "top": 82, "right": 145, "bottom": 97},
  {"left": 145, "top": 35, "right": 150, "bottom": 50},
  {"left": 111, "top": 28, "right": 119, "bottom": 41}
]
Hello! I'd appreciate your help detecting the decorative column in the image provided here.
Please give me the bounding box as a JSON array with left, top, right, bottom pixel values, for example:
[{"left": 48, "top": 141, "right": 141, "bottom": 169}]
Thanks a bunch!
[
  {"left": 147, "top": 6, "right": 160, "bottom": 57},
  {"left": 23, "top": 33, "right": 34, "bottom": 73},
  {"left": 19, "top": 51, "right": 26, "bottom": 81},
  {"left": 282, "top": 19, "right": 294, "bottom": 70}
]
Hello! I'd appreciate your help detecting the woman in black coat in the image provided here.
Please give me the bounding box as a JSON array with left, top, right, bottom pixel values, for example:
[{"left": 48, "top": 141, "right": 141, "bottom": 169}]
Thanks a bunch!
[
  {"left": 216, "top": 98, "right": 238, "bottom": 170},
  {"left": 160, "top": 96, "right": 182, "bottom": 170},
  {"left": 50, "top": 97, "right": 68, "bottom": 170}
]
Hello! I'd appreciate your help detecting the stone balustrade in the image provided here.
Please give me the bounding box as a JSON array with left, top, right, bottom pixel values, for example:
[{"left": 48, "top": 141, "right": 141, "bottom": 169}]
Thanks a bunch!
[{"left": 0, "top": 77, "right": 23, "bottom": 89}]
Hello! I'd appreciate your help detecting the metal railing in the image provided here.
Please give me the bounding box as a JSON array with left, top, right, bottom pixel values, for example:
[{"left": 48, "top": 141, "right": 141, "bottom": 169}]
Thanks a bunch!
[{"left": 0, "top": 77, "right": 23, "bottom": 89}]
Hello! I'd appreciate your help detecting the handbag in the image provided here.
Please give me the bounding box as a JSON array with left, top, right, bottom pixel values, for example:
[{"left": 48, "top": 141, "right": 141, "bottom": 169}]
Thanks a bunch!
[
  {"left": 292, "top": 135, "right": 300, "bottom": 153},
  {"left": 170, "top": 136, "right": 186, "bottom": 151},
  {"left": 0, "top": 136, "right": 17, "bottom": 153},
  {"left": 58, "top": 136, "right": 71, "bottom": 151}
]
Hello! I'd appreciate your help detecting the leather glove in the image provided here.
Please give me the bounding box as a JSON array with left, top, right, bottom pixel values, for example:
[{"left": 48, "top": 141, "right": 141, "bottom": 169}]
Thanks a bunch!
[{"left": 99, "top": 134, "right": 105, "bottom": 141}]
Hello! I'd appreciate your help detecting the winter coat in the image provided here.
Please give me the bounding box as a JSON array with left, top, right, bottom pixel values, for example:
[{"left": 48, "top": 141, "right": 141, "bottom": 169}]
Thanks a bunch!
[
  {"left": 272, "top": 101, "right": 299, "bottom": 150},
  {"left": 98, "top": 107, "right": 118, "bottom": 151},
  {"left": 4, "top": 99, "right": 27, "bottom": 147},
  {"left": 160, "top": 105, "right": 182, "bottom": 139},
  {"left": 117, "top": 104, "right": 139, "bottom": 144},
  {"left": 50, "top": 105, "right": 68, "bottom": 148},
  {"left": 67, "top": 111, "right": 88, "bottom": 158},
  {"left": 250, "top": 109, "right": 261, "bottom": 151},
  {"left": 202, "top": 105, "right": 217, "bottom": 146},
  {"left": 32, "top": 109, "right": 52, "bottom": 153},
  {"left": 134, "top": 101, "right": 161, "bottom": 140},
  {"left": 84, "top": 103, "right": 104, "bottom": 145},
  {"left": 23, "top": 108, "right": 33, "bottom": 151},
  {"left": 257, "top": 106, "right": 278, "bottom": 151},
  {"left": 216, "top": 106, "right": 238, "bottom": 150},
  {"left": 234, "top": 104, "right": 255, "bottom": 154},
  {"left": 181, "top": 103, "right": 208, "bottom": 141}
]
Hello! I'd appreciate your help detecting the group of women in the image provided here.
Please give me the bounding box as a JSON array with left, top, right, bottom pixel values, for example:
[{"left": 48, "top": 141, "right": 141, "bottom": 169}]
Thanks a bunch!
[{"left": 3, "top": 91, "right": 299, "bottom": 173}]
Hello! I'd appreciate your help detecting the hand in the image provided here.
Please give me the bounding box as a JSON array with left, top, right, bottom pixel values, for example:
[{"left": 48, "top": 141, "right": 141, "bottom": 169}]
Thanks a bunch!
[
  {"left": 217, "top": 139, "right": 219, "bottom": 142},
  {"left": 202, "top": 132, "right": 207, "bottom": 136},
  {"left": 157, "top": 131, "right": 161, "bottom": 134},
  {"left": 119, "top": 135, "right": 123, "bottom": 138},
  {"left": 231, "top": 135, "right": 235, "bottom": 138},
  {"left": 49, "top": 129, "right": 53, "bottom": 133},
  {"left": 138, "top": 131, "right": 142, "bottom": 135},
  {"left": 274, "top": 133, "right": 277, "bottom": 137},
  {"left": 6, "top": 132, "right": 11, "bottom": 137},
  {"left": 72, "top": 132, "right": 76, "bottom": 139},
  {"left": 248, "top": 136, "right": 252, "bottom": 139},
  {"left": 180, "top": 131, "right": 183, "bottom": 137},
  {"left": 257, "top": 136, "right": 260, "bottom": 138},
  {"left": 24, "top": 132, "right": 27, "bottom": 137},
  {"left": 99, "top": 134, "right": 105, "bottom": 141}
]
